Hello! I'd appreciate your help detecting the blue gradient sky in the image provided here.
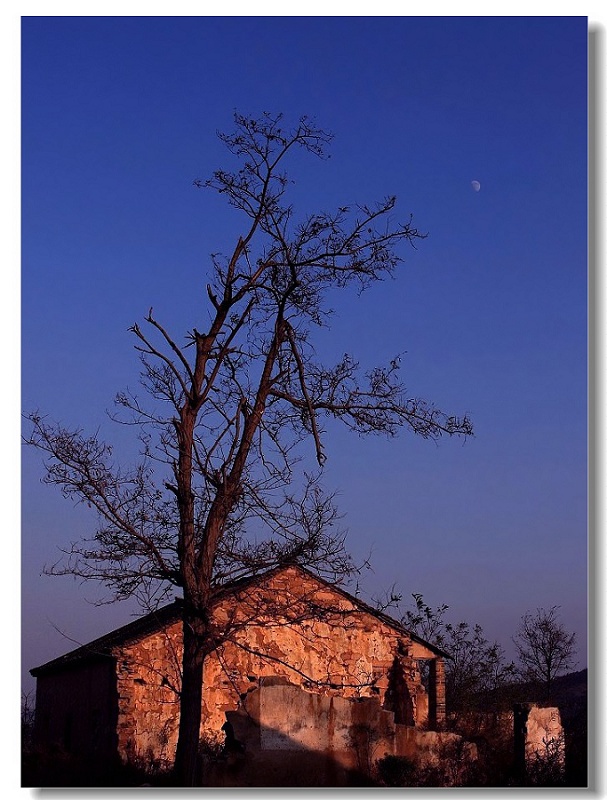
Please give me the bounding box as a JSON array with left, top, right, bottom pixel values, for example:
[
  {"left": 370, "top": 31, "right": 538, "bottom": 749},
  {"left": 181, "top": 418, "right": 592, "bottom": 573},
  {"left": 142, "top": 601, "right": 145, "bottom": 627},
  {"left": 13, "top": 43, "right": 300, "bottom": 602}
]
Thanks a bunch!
[{"left": 21, "top": 16, "right": 588, "bottom": 695}]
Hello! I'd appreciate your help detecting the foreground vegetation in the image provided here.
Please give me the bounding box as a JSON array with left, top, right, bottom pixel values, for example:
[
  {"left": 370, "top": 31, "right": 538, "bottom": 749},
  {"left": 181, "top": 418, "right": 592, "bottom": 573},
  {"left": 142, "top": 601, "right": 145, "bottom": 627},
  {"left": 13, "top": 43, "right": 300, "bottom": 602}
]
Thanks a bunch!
[{"left": 22, "top": 667, "right": 587, "bottom": 788}]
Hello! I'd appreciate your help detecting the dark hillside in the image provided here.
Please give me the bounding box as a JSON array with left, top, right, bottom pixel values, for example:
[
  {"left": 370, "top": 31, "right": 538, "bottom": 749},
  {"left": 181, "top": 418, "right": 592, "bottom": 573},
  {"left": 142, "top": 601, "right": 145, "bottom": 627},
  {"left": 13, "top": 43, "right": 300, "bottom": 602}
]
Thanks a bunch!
[
  {"left": 551, "top": 668, "right": 587, "bottom": 702},
  {"left": 554, "top": 669, "right": 587, "bottom": 787}
]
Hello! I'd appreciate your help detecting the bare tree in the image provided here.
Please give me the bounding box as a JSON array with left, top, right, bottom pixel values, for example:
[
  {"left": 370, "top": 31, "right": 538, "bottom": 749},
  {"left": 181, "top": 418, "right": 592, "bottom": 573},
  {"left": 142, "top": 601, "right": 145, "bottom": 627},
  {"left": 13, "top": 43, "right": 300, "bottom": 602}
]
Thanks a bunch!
[
  {"left": 25, "top": 112, "right": 472, "bottom": 785},
  {"left": 513, "top": 606, "right": 577, "bottom": 702}
]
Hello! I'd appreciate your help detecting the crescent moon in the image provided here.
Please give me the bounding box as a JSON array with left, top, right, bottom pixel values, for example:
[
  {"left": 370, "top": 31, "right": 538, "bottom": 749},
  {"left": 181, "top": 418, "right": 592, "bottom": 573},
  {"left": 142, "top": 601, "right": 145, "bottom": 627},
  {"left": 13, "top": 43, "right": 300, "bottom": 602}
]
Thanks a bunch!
[{"left": 471, "top": 180, "right": 481, "bottom": 192}]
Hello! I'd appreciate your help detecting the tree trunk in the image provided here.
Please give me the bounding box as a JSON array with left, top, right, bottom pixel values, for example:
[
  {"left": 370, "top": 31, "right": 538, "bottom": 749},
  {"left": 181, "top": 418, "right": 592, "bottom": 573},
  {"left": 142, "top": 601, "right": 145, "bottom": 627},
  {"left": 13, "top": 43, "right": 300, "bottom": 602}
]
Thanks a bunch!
[{"left": 173, "top": 612, "right": 207, "bottom": 786}]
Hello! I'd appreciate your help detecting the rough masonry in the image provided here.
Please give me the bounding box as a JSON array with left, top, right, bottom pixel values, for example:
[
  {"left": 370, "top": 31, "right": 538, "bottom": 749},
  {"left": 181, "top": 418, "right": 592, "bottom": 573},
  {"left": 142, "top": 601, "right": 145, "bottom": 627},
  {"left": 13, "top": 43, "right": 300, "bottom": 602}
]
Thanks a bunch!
[{"left": 31, "top": 565, "right": 449, "bottom": 777}]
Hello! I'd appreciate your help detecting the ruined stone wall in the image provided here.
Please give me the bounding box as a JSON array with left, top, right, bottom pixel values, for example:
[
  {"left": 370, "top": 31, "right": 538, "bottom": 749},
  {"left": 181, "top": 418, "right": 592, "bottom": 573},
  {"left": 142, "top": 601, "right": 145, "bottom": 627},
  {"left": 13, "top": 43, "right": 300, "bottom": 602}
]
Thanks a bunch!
[
  {"left": 204, "top": 681, "right": 474, "bottom": 787},
  {"left": 513, "top": 703, "right": 565, "bottom": 779},
  {"left": 112, "top": 567, "right": 434, "bottom": 766},
  {"left": 524, "top": 706, "right": 565, "bottom": 762}
]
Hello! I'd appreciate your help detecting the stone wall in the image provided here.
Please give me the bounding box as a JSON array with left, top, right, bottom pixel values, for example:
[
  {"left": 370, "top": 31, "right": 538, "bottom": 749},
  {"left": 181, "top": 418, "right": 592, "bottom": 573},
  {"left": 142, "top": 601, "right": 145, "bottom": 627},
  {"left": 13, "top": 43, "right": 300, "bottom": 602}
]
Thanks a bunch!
[
  {"left": 113, "top": 567, "right": 443, "bottom": 767},
  {"left": 114, "top": 621, "right": 183, "bottom": 766},
  {"left": 201, "top": 680, "right": 473, "bottom": 786}
]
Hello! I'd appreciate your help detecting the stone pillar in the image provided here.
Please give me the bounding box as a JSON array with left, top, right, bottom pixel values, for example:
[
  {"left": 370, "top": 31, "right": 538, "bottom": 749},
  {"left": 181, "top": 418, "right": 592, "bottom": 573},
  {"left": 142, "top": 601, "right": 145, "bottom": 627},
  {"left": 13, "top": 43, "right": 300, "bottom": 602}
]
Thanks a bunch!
[
  {"left": 513, "top": 703, "right": 565, "bottom": 781},
  {"left": 428, "top": 658, "right": 446, "bottom": 730}
]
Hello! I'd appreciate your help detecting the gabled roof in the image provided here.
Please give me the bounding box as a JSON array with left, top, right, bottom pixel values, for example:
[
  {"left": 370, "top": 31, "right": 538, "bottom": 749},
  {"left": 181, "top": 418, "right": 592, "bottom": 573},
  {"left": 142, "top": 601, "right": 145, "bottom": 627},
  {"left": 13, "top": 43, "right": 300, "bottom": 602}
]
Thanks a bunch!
[
  {"left": 30, "top": 601, "right": 183, "bottom": 677},
  {"left": 31, "top": 564, "right": 448, "bottom": 677}
]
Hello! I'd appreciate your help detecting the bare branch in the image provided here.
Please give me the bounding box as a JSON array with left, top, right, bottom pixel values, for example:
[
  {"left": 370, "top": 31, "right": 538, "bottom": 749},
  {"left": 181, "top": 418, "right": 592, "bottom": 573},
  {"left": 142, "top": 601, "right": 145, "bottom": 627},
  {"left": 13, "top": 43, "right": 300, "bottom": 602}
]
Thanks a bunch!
[{"left": 143, "top": 310, "right": 196, "bottom": 386}]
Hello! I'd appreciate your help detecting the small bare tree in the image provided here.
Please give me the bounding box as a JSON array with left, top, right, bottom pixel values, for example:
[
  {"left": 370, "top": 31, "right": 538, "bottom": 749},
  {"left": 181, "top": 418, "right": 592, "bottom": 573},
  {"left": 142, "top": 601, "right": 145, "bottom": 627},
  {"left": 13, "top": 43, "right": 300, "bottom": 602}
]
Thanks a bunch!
[
  {"left": 513, "top": 606, "right": 577, "bottom": 702},
  {"left": 402, "top": 595, "right": 515, "bottom": 722},
  {"left": 25, "top": 112, "right": 472, "bottom": 785}
]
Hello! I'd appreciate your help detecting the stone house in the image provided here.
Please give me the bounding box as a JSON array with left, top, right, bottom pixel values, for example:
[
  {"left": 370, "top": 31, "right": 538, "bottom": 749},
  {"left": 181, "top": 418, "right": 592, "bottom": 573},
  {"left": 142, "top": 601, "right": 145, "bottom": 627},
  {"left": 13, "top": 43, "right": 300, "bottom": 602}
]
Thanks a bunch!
[{"left": 31, "top": 565, "right": 452, "bottom": 781}]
